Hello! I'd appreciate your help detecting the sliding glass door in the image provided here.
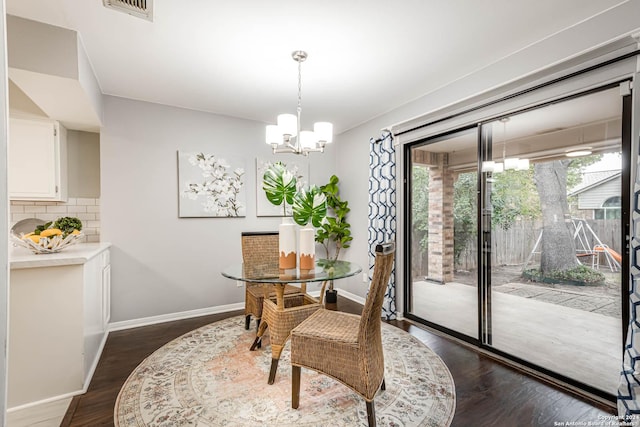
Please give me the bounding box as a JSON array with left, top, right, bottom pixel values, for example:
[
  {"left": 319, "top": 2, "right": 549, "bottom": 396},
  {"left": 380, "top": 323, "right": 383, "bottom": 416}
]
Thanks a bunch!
[
  {"left": 484, "top": 87, "right": 625, "bottom": 394},
  {"left": 407, "top": 128, "right": 479, "bottom": 339},
  {"left": 406, "top": 84, "right": 630, "bottom": 397}
]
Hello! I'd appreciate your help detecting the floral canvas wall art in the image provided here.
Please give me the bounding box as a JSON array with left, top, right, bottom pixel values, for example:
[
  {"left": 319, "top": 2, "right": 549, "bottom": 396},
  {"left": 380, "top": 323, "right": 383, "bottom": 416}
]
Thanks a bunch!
[{"left": 178, "top": 151, "right": 246, "bottom": 217}]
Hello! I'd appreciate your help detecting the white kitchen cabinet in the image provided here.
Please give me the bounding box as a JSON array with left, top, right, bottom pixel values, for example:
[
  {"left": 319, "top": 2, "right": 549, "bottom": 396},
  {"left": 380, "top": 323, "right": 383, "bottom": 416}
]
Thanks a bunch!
[
  {"left": 7, "top": 243, "right": 111, "bottom": 410},
  {"left": 82, "top": 248, "right": 111, "bottom": 382},
  {"left": 8, "top": 116, "right": 67, "bottom": 201}
]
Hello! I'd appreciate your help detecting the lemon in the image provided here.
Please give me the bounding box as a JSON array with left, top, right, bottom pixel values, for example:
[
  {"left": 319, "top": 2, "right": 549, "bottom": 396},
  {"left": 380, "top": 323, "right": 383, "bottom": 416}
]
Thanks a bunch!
[
  {"left": 40, "top": 228, "right": 62, "bottom": 238},
  {"left": 26, "top": 235, "right": 42, "bottom": 244}
]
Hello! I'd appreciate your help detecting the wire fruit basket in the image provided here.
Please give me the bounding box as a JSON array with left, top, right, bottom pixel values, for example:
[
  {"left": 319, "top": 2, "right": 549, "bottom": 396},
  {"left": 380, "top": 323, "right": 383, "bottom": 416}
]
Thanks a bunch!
[{"left": 12, "top": 232, "right": 84, "bottom": 254}]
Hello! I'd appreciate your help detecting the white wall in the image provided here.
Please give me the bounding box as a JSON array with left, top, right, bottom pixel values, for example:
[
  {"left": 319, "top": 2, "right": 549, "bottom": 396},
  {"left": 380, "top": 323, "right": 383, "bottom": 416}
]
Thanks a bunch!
[
  {"left": 333, "top": 0, "right": 640, "bottom": 307},
  {"left": 101, "top": 95, "right": 337, "bottom": 323},
  {"left": 6, "top": 15, "right": 77, "bottom": 79},
  {"left": 0, "top": 3, "right": 9, "bottom": 424},
  {"left": 66, "top": 130, "right": 99, "bottom": 198}
]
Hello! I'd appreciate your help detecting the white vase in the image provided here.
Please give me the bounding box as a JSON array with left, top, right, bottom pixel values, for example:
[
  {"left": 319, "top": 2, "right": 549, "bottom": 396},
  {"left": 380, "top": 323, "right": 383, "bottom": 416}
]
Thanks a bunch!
[
  {"left": 298, "top": 226, "right": 315, "bottom": 271},
  {"left": 279, "top": 218, "right": 297, "bottom": 270}
]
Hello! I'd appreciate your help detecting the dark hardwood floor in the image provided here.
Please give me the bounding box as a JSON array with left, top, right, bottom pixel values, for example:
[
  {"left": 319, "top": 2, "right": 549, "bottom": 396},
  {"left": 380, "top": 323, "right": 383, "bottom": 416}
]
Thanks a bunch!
[{"left": 62, "top": 297, "right": 616, "bottom": 426}]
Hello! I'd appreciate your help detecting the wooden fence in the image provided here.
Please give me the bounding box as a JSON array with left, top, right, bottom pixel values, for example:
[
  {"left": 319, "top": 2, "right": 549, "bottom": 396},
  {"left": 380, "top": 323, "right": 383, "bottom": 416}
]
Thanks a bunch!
[{"left": 412, "top": 219, "right": 622, "bottom": 275}]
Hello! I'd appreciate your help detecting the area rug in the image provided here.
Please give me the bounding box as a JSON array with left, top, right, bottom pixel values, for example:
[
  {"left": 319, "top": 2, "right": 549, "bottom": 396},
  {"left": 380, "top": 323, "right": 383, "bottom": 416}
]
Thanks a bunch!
[{"left": 114, "top": 316, "right": 456, "bottom": 426}]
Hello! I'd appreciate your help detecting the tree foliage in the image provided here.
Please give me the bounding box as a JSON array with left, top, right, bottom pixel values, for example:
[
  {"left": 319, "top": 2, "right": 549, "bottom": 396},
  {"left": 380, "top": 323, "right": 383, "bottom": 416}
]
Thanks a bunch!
[
  {"left": 490, "top": 168, "right": 540, "bottom": 230},
  {"left": 453, "top": 172, "right": 477, "bottom": 264},
  {"left": 411, "top": 166, "right": 430, "bottom": 252},
  {"left": 410, "top": 153, "right": 604, "bottom": 271}
]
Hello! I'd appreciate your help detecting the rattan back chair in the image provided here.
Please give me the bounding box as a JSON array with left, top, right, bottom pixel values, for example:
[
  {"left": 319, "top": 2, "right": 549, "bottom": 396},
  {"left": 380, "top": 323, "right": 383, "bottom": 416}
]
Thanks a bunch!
[
  {"left": 290, "top": 242, "right": 395, "bottom": 427},
  {"left": 241, "top": 231, "right": 299, "bottom": 331}
]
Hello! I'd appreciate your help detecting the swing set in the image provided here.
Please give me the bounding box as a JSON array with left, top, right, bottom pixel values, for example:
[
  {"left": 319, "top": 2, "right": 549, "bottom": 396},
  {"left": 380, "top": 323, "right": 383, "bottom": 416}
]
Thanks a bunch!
[{"left": 523, "top": 218, "right": 621, "bottom": 272}]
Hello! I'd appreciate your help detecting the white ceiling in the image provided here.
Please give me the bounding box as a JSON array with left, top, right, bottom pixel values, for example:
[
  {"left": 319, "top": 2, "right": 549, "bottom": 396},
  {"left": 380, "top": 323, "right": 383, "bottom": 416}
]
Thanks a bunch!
[{"left": 5, "top": 0, "right": 627, "bottom": 134}]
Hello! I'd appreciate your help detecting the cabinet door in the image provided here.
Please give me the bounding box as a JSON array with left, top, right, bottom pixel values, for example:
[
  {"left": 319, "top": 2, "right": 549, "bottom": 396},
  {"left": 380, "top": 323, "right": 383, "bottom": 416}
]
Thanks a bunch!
[
  {"left": 8, "top": 118, "right": 63, "bottom": 200},
  {"left": 102, "top": 264, "right": 111, "bottom": 325}
]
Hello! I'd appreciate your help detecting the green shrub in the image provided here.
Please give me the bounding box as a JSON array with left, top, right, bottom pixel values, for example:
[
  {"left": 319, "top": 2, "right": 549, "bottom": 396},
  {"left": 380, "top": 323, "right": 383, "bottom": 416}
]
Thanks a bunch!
[{"left": 523, "top": 265, "right": 605, "bottom": 285}]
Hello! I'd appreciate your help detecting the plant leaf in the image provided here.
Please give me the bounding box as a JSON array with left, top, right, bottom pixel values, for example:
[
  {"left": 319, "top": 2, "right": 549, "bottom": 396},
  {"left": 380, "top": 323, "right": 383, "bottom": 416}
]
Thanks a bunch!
[
  {"left": 292, "top": 186, "right": 327, "bottom": 227},
  {"left": 262, "top": 162, "right": 297, "bottom": 208}
]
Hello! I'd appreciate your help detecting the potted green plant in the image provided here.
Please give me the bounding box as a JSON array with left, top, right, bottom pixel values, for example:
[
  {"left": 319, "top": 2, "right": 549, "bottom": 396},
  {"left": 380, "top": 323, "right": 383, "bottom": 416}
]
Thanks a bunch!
[
  {"left": 292, "top": 185, "right": 327, "bottom": 270},
  {"left": 315, "top": 175, "right": 352, "bottom": 303},
  {"left": 262, "top": 162, "right": 299, "bottom": 269}
]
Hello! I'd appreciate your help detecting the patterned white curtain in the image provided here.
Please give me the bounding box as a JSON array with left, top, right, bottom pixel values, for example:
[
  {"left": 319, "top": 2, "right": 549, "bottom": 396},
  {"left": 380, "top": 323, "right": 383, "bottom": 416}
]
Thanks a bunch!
[{"left": 368, "top": 132, "right": 396, "bottom": 320}]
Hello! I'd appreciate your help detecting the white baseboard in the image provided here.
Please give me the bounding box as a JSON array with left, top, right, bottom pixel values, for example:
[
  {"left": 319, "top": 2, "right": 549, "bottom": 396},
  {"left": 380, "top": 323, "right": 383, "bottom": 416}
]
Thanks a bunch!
[
  {"left": 328, "top": 288, "right": 403, "bottom": 320},
  {"left": 7, "top": 330, "right": 109, "bottom": 418},
  {"left": 107, "top": 288, "right": 373, "bottom": 333},
  {"left": 107, "top": 290, "right": 397, "bottom": 333},
  {"left": 6, "top": 397, "right": 72, "bottom": 427},
  {"left": 108, "top": 302, "right": 244, "bottom": 332},
  {"left": 7, "top": 392, "right": 77, "bottom": 414},
  {"left": 83, "top": 331, "right": 109, "bottom": 392},
  {"left": 334, "top": 287, "right": 366, "bottom": 305}
]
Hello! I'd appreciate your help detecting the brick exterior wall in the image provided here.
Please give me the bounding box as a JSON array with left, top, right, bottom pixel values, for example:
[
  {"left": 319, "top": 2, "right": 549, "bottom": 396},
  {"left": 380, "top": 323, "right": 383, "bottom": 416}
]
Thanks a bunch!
[{"left": 427, "top": 154, "right": 454, "bottom": 283}]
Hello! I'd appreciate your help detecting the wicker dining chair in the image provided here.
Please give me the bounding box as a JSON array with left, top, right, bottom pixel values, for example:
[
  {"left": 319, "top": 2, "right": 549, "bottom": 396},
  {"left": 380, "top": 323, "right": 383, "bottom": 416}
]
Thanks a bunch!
[
  {"left": 241, "top": 231, "right": 300, "bottom": 331},
  {"left": 290, "top": 242, "right": 395, "bottom": 427},
  {"left": 253, "top": 280, "right": 329, "bottom": 384}
]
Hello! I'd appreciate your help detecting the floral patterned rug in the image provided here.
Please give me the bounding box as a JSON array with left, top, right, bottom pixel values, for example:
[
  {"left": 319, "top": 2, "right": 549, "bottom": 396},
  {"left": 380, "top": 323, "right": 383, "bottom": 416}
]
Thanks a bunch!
[{"left": 114, "top": 316, "right": 456, "bottom": 427}]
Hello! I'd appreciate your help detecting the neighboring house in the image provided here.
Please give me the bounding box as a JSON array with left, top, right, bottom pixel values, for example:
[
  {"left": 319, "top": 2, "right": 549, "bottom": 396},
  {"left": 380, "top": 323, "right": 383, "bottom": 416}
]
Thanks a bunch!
[{"left": 569, "top": 170, "right": 621, "bottom": 220}]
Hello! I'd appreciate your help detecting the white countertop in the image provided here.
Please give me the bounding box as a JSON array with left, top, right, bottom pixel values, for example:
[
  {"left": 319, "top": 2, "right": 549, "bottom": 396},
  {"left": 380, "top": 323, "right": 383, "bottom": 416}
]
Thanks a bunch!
[{"left": 10, "top": 242, "right": 111, "bottom": 270}]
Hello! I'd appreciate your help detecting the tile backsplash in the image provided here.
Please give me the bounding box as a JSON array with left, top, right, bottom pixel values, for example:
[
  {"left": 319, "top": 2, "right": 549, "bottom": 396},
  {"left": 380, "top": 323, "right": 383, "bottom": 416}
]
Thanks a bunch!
[{"left": 10, "top": 198, "right": 100, "bottom": 242}]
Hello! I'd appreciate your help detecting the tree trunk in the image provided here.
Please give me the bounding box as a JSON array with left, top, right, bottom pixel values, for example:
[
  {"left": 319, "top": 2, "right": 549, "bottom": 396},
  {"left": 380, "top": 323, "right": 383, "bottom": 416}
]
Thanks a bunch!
[{"left": 533, "top": 161, "right": 577, "bottom": 273}]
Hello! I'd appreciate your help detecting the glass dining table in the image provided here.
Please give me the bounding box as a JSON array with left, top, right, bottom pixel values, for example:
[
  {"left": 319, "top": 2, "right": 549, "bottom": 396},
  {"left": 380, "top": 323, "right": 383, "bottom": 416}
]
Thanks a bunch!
[{"left": 221, "top": 259, "right": 362, "bottom": 383}]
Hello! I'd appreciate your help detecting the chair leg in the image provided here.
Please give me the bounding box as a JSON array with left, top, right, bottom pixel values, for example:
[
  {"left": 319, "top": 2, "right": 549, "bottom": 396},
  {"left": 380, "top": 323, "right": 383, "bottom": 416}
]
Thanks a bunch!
[
  {"left": 366, "top": 401, "right": 376, "bottom": 427},
  {"left": 268, "top": 358, "right": 279, "bottom": 385},
  {"left": 250, "top": 336, "right": 262, "bottom": 351},
  {"left": 256, "top": 318, "right": 261, "bottom": 332},
  {"left": 292, "top": 365, "right": 301, "bottom": 409},
  {"left": 250, "top": 321, "right": 268, "bottom": 351},
  {"left": 245, "top": 315, "right": 251, "bottom": 330},
  {"left": 380, "top": 378, "right": 386, "bottom": 391}
]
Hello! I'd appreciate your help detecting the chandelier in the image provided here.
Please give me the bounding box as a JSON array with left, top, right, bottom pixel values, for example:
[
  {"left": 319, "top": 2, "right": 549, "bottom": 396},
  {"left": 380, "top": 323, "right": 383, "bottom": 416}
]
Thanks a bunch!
[
  {"left": 481, "top": 118, "right": 529, "bottom": 173},
  {"left": 265, "top": 51, "right": 333, "bottom": 155}
]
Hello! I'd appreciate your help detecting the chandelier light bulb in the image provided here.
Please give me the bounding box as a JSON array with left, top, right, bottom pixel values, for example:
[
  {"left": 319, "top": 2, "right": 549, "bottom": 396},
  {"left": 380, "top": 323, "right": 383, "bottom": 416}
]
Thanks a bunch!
[
  {"left": 481, "top": 161, "right": 496, "bottom": 172},
  {"left": 299, "top": 130, "right": 316, "bottom": 149},
  {"left": 517, "top": 158, "right": 530, "bottom": 170},
  {"left": 314, "top": 122, "right": 333, "bottom": 143},
  {"left": 277, "top": 114, "right": 297, "bottom": 138},
  {"left": 266, "top": 125, "right": 281, "bottom": 145},
  {"left": 503, "top": 157, "right": 520, "bottom": 170}
]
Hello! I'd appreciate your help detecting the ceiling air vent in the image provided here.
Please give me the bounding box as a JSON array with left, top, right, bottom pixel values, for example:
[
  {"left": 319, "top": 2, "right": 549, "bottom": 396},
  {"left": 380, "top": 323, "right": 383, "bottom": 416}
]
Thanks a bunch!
[{"left": 103, "top": 0, "right": 153, "bottom": 22}]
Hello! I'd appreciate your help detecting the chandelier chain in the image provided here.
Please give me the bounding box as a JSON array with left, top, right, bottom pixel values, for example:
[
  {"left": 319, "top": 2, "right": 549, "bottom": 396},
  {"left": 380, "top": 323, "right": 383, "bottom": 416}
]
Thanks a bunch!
[{"left": 297, "top": 57, "right": 303, "bottom": 115}]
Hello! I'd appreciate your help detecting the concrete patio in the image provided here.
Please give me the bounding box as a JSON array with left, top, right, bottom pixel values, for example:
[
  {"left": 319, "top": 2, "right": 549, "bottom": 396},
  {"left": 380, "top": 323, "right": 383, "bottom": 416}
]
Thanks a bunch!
[{"left": 411, "top": 280, "right": 622, "bottom": 394}]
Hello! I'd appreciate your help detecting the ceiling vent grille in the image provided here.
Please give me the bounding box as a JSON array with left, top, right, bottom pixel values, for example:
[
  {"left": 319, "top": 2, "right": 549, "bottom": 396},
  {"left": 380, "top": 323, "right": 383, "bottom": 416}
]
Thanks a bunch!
[{"left": 103, "top": 0, "right": 153, "bottom": 22}]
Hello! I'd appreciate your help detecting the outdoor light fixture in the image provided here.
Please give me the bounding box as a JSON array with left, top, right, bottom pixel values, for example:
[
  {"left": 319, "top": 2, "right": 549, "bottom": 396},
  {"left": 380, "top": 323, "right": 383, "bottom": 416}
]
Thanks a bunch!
[
  {"left": 265, "top": 51, "right": 333, "bottom": 155},
  {"left": 566, "top": 147, "right": 593, "bottom": 157}
]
